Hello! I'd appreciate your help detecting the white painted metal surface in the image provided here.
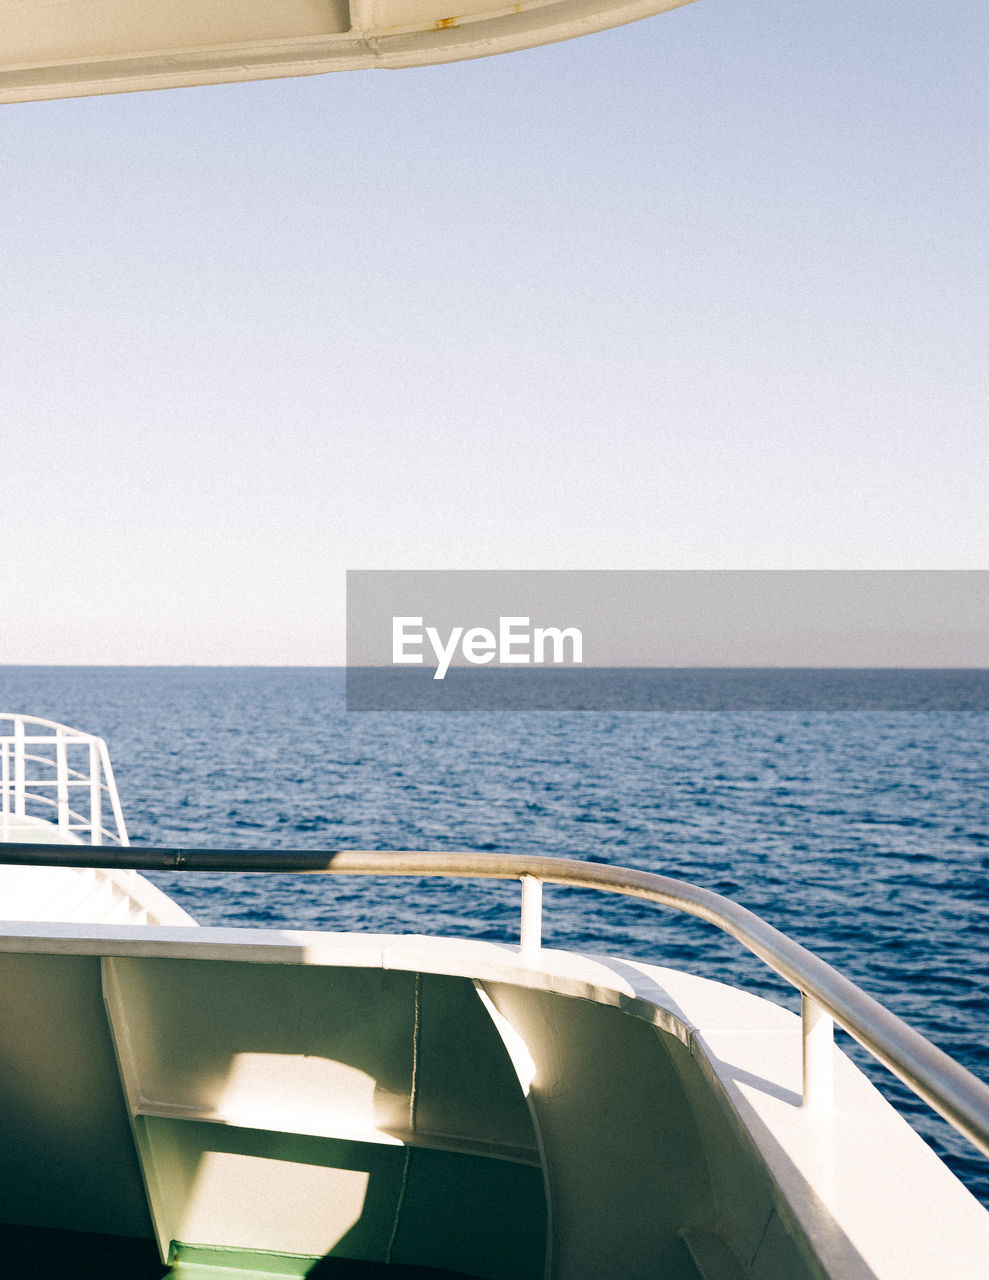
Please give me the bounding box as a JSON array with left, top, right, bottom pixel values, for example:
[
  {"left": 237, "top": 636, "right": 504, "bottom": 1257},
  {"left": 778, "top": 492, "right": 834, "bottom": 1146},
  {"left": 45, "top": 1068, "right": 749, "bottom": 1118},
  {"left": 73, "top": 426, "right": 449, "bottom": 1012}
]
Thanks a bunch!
[
  {"left": 0, "top": 922, "right": 986, "bottom": 1279},
  {"left": 0, "top": 862, "right": 197, "bottom": 926},
  {"left": 0, "top": 0, "right": 696, "bottom": 104},
  {"left": 8, "top": 842, "right": 986, "bottom": 1160}
]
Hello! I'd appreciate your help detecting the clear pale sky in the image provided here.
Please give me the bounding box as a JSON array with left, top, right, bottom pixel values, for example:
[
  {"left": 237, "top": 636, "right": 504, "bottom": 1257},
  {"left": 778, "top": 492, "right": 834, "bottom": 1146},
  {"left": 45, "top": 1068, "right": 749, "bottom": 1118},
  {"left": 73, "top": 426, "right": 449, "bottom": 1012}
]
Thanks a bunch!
[{"left": 1, "top": 0, "right": 985, "bottom": 664}]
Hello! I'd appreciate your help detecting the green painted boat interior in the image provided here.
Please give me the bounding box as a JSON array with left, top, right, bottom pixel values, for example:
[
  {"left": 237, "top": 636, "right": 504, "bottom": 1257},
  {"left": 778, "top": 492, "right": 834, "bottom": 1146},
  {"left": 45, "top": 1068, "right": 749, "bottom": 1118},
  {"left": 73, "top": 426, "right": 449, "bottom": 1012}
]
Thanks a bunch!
[
  {"left": 0, "top": 1224, "right": 166, "bottom": 1279},
  {"left": 170, "top": 1244, "right": 490, "bottom": 1278},
  {"left": 0, "top": 940, "right": 833, "bottom": 1280},
  {"left": 0, "top": 1223, "right": 488, "bottom": 1278},
  {"left": 0, "top": 956, "right": 551, "bottom": 1279}
]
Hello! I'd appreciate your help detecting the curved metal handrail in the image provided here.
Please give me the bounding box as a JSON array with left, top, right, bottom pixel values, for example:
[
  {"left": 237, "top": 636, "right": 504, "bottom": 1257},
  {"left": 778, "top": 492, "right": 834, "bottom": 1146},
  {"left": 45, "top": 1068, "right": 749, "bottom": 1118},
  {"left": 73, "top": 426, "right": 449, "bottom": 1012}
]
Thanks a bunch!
[
  {"left": 0, "top": 842, "right": 986, "bottom": 1160},
  {"left": 0, "top": 714, "right": 129, "bottom": 846},
  {"left": 0, "top": 713, "right": 96, "bottom": 735}
]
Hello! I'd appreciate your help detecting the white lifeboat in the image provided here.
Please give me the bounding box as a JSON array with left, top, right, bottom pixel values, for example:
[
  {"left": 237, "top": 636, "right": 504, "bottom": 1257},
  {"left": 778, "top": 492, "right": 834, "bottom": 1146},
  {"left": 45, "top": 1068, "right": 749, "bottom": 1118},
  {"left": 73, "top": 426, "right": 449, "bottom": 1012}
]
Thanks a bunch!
[{"left": 0, "top": 0, "right": 695, "bottom": 104}]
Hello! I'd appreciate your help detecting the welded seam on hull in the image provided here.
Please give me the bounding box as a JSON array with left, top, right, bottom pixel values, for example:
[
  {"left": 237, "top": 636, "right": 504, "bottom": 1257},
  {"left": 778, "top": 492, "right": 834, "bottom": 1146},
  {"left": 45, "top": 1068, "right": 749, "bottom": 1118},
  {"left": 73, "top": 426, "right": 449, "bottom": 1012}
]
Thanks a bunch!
[{"left": 386, "top": 970, "right": 422, "bottom": 1264}]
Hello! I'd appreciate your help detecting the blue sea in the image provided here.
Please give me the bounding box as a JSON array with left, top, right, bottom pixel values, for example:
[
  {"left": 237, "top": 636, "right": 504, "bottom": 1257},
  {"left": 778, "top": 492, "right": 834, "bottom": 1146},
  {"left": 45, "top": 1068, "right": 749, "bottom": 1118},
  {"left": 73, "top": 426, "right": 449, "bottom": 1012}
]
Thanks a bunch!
[{"left": 1, "top": 666, "right": 986, "bottom": 1207}]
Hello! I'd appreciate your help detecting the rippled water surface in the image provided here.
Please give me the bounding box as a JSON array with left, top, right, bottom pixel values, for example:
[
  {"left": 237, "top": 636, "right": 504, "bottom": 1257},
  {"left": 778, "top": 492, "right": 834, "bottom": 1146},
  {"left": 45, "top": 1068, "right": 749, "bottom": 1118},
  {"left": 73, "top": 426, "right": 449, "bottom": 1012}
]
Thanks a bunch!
[{"left": 1, "top": 666, "right": 986, "bottom": 1205}]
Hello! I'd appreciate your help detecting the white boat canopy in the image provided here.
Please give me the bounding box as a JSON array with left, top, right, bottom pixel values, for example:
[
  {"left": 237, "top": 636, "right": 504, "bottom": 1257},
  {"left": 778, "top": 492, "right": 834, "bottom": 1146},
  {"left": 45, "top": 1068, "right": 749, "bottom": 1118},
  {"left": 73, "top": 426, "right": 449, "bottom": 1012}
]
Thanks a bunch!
[{"left": 1, "top": 0, "right": 695, "bottom": 104}]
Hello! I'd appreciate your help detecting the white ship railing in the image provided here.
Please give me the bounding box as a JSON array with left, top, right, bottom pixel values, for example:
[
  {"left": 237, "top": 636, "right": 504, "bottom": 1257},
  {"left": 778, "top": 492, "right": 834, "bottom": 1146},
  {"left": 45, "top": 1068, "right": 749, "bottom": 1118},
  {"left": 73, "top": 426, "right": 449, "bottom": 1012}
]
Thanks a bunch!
[
  {"left": 0, "top": 714, "right": 129, "bottom": 846},
  {"left": 0, "top": 844, "right": 986, "bottom": 1161}
]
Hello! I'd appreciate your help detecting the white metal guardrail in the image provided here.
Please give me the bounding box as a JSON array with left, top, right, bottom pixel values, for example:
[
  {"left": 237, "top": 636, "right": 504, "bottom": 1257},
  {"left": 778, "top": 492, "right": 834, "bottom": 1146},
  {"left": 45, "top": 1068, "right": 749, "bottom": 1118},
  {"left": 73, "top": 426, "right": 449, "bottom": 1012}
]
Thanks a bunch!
[
  {"left": 0, "top": 714, "right": 129, "bottom": 847},
  {"left": 0, "top": 843, "right": 986, "bottom": 1160}
]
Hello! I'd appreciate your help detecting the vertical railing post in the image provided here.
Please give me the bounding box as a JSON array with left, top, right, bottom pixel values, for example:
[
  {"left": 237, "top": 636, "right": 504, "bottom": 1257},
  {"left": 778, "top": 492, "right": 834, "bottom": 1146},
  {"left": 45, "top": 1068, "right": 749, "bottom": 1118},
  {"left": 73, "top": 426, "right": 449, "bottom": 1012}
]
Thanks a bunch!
[
  {"left": 520, "top": 875, "right": 543, "bottom": 956},
  {"left": 100, "top": 741, "right": 129, "bottom": 846},
  {"left": 89, "top": 739, "right": 103, "bottom": 845},
  {"left": 1, "top": 738, "right": 9, "bottom": 837},
  {"left": 13, "top": 716, "right": 25, "bottom": 818},
  {"left": 802, "top": 993, "right": 834, "bottom": 1110},
  {"left": 56, "top": 727, "right": 69, "bottom": 833}
]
